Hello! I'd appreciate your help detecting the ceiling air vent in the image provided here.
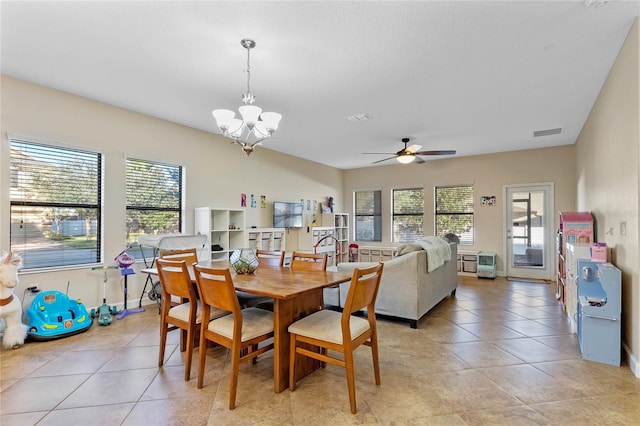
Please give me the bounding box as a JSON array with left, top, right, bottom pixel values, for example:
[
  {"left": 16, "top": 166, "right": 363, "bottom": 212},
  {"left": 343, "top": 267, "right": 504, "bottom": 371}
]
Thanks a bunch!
[
  {"left": 533, "top": 128, "right": 562, "bottom": 137},
  {"left": 346, "top": 113, "right": 371, "bottom": 122}
]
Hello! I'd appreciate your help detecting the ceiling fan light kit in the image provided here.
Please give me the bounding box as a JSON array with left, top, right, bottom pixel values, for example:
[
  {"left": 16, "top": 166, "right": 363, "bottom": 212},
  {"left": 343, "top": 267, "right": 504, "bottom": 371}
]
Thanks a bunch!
[
  {"left": 364, "top": 137, "right": 456, "bottom": 165},
  {"left": 212, "top": 39, "right": 282, "bottom": 156},
  {"left": 397, "top": 154, "right": 415, "bottom": 164}
]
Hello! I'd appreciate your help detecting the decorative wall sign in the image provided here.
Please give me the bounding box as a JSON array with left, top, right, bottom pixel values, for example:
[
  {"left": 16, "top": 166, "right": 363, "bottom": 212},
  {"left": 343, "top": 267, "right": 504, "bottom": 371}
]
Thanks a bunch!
[
  {"left": 481, "top": 195, "right": 496, "bottom": 206},
  {"left": 250, "top": 194, "right": 256, "bottom": 208},
  {"left": 260, "top": 195, "right": 266, "bottom": 208},
  {"left": 241, "top": 193, "right": 247, "bottom": 207}
]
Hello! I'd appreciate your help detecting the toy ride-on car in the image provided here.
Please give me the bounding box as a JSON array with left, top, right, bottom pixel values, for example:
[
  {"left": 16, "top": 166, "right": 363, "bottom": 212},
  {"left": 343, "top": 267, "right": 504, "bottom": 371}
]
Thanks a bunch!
[{"left": 24, "top": 290, "right": 93, "bottom": 341}]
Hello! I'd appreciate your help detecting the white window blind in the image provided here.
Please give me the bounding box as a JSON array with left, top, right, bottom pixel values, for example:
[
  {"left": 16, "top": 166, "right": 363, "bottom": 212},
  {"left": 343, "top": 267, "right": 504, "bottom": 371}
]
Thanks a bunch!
[
  {"left": 435, "top": 185, "right": 474, "bottom": 245},
  {"left": 10, "top": 138, "right": 102, "bottom": 270},
  {"left": 354, "top": 190, "right": 382, "bottom": 242},
  {"left": 125, "top": 158, "right": 183, "bottom": 258},
  {"left": 392, "top": 188, "right": 424, "bottom": 242}
]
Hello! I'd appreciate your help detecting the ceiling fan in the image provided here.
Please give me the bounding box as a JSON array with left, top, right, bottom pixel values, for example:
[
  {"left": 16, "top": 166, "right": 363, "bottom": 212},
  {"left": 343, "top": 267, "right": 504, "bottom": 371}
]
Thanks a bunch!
[{"left": 364, "top": 138, "right": 456, "bottom": 164}]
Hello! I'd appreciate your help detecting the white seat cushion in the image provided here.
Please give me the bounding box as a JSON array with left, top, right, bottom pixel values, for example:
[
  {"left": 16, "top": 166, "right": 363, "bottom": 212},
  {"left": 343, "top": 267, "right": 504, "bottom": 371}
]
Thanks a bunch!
[
  {"left": 168, "top": 301, "right": 228, "bottom": 323},
  {"left": 288, "top": 310, "right": 370, "bottom": 345},
  {"left": 207, "top": 307, "right": 273, "bottom": 342}
]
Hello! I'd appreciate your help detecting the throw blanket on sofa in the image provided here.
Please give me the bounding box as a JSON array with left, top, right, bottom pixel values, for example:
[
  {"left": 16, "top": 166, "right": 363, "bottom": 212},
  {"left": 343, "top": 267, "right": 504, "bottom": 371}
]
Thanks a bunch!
[{"left": 414, "top": 237, "right": 452, "bottom": 272}]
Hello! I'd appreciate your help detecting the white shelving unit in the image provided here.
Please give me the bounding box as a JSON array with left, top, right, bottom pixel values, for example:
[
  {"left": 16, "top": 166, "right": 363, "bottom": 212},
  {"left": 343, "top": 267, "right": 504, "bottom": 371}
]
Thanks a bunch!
[
  {"left": 298, "top": 226, "right": 336, "bottom": 265},
  {"left": 357, "top": 246, "right": 397, "bottom": 262},
  {"left": 321, "top": 212, "right": 350, "bottom": 264},
  {"left": 457, "top": 250, "right": 477, "bottom": 276},
  {"left": 194, "top": 207, "right": 247, "bottom": 262},
  {"left": 247, "top": 228, "right": 286, "bottom": 252}
]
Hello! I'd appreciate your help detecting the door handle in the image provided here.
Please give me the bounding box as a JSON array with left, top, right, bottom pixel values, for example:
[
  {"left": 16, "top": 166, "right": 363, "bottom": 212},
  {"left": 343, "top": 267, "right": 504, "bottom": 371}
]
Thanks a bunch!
[{"left": 585, "top": 314, "right": 617, "bottom": 321}]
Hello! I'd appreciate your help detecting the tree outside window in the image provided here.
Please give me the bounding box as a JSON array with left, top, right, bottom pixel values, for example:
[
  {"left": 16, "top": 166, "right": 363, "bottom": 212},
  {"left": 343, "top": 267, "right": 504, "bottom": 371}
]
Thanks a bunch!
[
  {"left": 392, "top": 188, "right": 424, "bottom": 243},
  {"left": 9, "top": 139, "right": 102, "bottom": 270},
  {"left": 354, "top": 190, "right": 381, "bottom": 241},
  {"left": 125, "top": 158, "right": 183, "bottom": 258},
  {"left": 435, "top": 185, "right": 474, "bottom": 245}
]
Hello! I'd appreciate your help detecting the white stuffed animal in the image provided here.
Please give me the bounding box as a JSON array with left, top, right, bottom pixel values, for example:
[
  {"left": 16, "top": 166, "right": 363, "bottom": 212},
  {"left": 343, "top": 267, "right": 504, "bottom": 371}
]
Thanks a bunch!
[{"left": 0, "top": 252, "right": 28, "bottom": 349}]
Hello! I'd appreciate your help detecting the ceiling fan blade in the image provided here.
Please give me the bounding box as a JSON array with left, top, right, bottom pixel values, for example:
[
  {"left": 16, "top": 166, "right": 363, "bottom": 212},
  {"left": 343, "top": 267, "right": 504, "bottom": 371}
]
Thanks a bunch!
[
  {"left": 406, "top": 144, "right": 422, "bottom": 153},
  {"left": 371, "top": 156, "right": 397, "bottom": 164},
  {"left": 414, "top": 150, "right": 456, "bottom": 156},
  {"left": 363, "top": 152, "right": 395, "bottom": 155},
  {"left": 414, "top": 156, "right": 425, "bottom": 164}
]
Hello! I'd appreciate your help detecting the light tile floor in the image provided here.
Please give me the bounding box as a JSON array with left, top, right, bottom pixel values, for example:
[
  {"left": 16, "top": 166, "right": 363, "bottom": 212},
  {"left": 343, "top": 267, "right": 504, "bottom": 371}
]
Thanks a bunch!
[{"left": 2, "top": 276, "right": 639, "bottom": 425}]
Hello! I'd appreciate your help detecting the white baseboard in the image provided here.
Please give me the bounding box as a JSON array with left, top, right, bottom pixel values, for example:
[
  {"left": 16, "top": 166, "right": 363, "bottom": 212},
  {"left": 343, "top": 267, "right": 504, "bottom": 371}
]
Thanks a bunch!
[
  {"left": 90, "top": 296, "right": 157, "bottom": 312},
  {"left": 623, "top": 342, "right": 640, "bottom": 378}
]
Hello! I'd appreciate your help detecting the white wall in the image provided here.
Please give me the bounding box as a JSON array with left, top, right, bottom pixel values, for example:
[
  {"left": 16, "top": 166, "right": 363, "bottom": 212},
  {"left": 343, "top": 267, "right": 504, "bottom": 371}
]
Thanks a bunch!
[
  {"left": 575, "top": 18, "right": 639, "bottom": 375},
  {"left": 342, "top": 145, "right": 577, "bottom": 274},
  {"left": 0, "top": 76, "right": 343, "bottom": 308}
]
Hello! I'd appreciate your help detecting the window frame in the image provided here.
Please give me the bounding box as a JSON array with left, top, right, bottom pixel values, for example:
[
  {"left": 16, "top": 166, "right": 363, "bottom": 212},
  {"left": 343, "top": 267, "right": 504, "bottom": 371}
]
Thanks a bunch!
[
  {"left": 391, "top": 187, "right": 424, "bottom": 243},
  {"left": 125, "top": 157, "right": 185, "bottom": 259},
  {"left": 353, "top": 189, "right": 382, "bottom": 242},
  {"left": 9, "top": 136, "right": 103, "bottom": 270},
  {"left": 434, "top": 184, "right": 474, "bottom": 245}
]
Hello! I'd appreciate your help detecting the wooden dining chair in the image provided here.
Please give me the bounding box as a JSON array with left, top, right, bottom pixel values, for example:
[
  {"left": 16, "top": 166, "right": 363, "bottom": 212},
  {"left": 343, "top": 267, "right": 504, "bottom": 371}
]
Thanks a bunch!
[
  {"left": 289, "top": 251, "right": 330, "bottom": 309},
  {"left": 194, "top": 265, "right": 274, "bottom": 410},
  {"left": 255, "top": 249, "right": 286, "bottom": 267},
  {"left": 155, "top": 248, "right": 200, "bottom": 311},
  {"left": 288, "top": 262, "right": 384, "bottom": 414},
  {"left": 159, "top": 247, "right": 198, "bottom": 264},
  {"left": 235, "top": 249, "right": 286, "bottom": 310},
  {"left": 156, "top": 259, "right": 228, "bottom": 381},
  {"left": 290, "top": 251, "right": 328, "bottom": 272}
]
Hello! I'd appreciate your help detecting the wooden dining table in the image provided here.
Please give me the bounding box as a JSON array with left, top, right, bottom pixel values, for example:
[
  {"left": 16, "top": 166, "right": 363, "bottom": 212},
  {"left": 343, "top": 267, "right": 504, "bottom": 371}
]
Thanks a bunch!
[{"left": 143, "top": 260, "right": 352, "bottom": 393}]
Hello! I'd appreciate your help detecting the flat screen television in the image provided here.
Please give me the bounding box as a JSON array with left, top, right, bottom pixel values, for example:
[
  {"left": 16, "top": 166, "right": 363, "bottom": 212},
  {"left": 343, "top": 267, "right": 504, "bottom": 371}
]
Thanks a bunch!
[{"left": 273, "top": 201, "right": 303, "bottom": 228}]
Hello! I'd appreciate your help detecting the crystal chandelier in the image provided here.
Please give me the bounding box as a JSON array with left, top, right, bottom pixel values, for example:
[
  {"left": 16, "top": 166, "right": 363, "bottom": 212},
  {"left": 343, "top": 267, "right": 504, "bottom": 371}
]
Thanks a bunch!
[{"left": 212, "top": 39, "right": 282, "bottom": 156}]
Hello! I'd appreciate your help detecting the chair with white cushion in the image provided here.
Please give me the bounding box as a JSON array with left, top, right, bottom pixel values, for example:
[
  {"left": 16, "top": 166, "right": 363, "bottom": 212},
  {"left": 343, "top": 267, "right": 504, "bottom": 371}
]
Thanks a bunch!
[
  {"left": 194, "top": 265, "right": 274, "bottom": 410},
  {"left": 156, "top": 259, "right": 228, "bottom": 381},
  {"left": 288, "top": 262, "right": 384, "bottom": 414}
]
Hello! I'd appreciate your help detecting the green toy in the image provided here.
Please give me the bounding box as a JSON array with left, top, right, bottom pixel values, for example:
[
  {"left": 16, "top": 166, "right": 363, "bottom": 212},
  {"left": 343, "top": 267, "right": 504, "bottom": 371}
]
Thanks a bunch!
[{"left": 90, "top": 266, "right": 119, "bottom": 326}]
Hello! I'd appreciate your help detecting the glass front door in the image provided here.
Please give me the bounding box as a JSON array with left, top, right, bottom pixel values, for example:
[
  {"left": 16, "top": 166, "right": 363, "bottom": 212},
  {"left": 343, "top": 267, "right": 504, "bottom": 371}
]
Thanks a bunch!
[{"left": 505, "top": 183, "right": 554, "bottom": 280}]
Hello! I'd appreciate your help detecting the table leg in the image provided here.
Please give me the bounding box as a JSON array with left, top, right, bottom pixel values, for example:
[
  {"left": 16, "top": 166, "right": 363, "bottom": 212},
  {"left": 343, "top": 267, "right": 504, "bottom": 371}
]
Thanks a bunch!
[{"left": 272, "top": 289, "right": 323, "bottom": 393}]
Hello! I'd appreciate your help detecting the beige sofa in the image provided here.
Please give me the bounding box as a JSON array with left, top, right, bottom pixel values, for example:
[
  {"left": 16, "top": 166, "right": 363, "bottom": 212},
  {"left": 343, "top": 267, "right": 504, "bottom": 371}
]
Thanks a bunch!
[{"left": 329, "top": 242, "right": 457, "bottom": 328}]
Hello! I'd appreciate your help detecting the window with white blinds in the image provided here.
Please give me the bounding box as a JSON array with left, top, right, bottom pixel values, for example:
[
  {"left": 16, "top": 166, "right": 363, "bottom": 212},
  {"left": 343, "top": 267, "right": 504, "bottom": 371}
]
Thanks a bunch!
[
  {"left": 354, "top": 190, "right": 382, "bottom": 242},
  {"left": 435, "top": 185, "right": 474, "bottom": 245},
  {"left": 392, "top": 188, "right": 424, "bottom": 242},
  {"left": 125, "top": 158, "right": 183, "bottom": 258},
  {"left": 9, "top": 138, "right": 102, "bottom": 270}
]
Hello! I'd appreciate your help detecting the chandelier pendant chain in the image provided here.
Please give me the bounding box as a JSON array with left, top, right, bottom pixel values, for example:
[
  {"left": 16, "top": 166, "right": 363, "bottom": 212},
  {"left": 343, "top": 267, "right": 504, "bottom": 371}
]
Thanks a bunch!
[{"left": 243, "top": 39, "right": 255, "bottom": 105}]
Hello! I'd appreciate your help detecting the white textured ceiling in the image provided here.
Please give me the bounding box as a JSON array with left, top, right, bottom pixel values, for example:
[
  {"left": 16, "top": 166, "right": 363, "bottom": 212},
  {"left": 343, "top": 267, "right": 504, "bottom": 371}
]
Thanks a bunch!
[{"left": 1, "top": 1, "right": 639, "bottom": 169}]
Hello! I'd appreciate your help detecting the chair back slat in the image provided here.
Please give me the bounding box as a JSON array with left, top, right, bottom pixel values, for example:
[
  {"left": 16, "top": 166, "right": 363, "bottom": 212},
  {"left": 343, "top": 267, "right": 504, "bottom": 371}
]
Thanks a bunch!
[
  {"left": 342, "top": 263, "right": 384, "bottom": 316},
  {"left": 290, "top": 251, "right": 327, "bottom": 272},
  {"left": 156, "top": 259, "right": 197, "bottom": 300},
  {"left": 194, "top": 266, "right": 241, "bottom": 314},
  {"left": 255, "top": 250, "right": 285, "bottom": 267},
  {"left": 159, "top": 248, "right": 198, "bottom": 265}
]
